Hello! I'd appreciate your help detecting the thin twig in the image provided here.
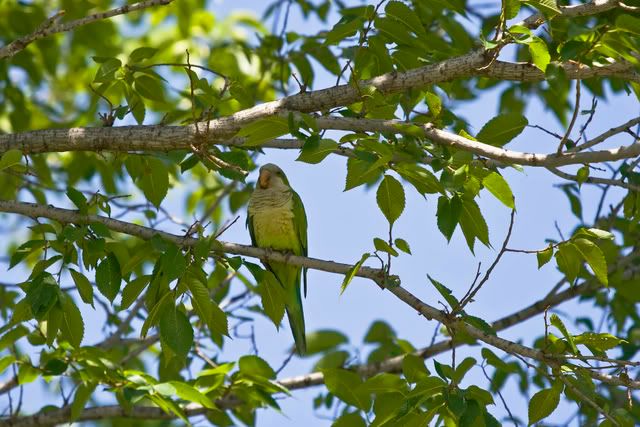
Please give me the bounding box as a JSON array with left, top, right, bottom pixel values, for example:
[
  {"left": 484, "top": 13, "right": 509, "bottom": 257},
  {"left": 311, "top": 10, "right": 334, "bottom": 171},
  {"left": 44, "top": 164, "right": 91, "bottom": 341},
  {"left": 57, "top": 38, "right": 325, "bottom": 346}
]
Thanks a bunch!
[
  {"left": 457, "top": 207, "right": 516, "bottom": 311},
  {"left": 557, "top": 77, "right": 582, "bottom": 153},
  {"left": 0, "top": 0, "right": 174, "bottom": 60}
]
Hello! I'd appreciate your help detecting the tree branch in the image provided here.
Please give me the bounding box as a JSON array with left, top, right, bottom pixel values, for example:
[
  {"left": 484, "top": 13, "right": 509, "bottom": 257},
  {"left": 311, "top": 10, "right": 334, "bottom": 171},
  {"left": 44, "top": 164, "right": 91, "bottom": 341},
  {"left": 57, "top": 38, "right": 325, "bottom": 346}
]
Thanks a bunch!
[
  {"left": 0, "top": 200, "right": 385, "bottom": 283},
  {"left": 0, "top": 0, "right": 174, "bottom": 60},
  {"left": 548, "top": 167, "right": 640, "bottom": 192},
  {"left": 3, "top": 110, "right": 640, "bottom": 170},
  {"left": 314, "top": 116, "right": 640, "bottom": 167},
  {"left": 522, "top": 0, "right": 628, "bottom": 28}
]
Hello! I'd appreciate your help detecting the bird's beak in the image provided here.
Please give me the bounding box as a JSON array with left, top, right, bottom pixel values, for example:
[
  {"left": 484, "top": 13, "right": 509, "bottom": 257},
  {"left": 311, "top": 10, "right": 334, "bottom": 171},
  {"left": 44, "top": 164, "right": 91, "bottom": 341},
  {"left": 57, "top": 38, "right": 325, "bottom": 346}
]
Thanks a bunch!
[{"left": 258, "top": 169, "right": 271, "bottom": 189}]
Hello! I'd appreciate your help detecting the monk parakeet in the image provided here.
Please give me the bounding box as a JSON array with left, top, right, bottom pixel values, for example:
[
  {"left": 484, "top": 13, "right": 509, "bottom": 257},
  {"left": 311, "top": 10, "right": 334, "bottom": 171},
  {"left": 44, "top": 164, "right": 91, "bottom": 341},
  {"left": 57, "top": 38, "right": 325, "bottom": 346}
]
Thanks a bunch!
[{"left": 247, "top": 163, "right": 308, "bottom": 354}]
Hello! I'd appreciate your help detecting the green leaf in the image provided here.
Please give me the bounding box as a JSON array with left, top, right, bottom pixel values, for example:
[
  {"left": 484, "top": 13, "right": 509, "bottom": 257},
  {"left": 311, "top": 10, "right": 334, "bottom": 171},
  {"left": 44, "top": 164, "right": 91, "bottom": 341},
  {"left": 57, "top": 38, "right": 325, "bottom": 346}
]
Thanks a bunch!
[
  {"left": 134, "top": 75, "right": 166, "bottom": 102},
  {"left": 577, "top": 228, "right": 614, "bottom": 240},
  {"left": 95, "top": 253, "right": 122, "bottom": 302},
  {"left": 364, "top": 320, "right": 395, "bottom": 343},
  {"left": 573, "top": 238, "right": 608, "bottom": 286},
  {"left": 537, "top": 245, "right": 554, "bottom": 268},
  {"left": 259, "top": 270, "right": 287, "bottom": 327},
  {"left": 0, "top": 355, "right": 16, "bottom": 374},
  {"left": 325, "top": 16, "right": 364, "bottom": 45},
  {"left": 344, "top": 156, "right": 381, "bottom": 191},
  {"left": 17, "top": 363, "right": 39, "bottom": 385},
  {"left": 121, "top": 275, "right": 150, "bottom": 310},
  {"left": 141, "top": 291, "right": 172, "bottom": 338},
  {"left": 362, "top": 373, "right": 407, "bottom": 394},
  {"left": 529, "top": 37, "right": 551, "bottom": 72},
  {"left": 561, "top": 185, "right": 582, "bottom": 220},
  {"left": 402, "top": 353, "right": 430, "bottom": 383},
  {"left": 322, "top": 368, "right": 371, "bottom": 411},
  {"left": 25, "top": 273, "right": 58, "bottom": 320},
  {"left": 616, "top": 15, "right": 640, "bottom": 35},
  {"left": 425, "top": 91, "right": 442, "bottom": 117},
  {"left": 70, "top": 383, "right": 96, "bottom": 422},
  {"left": 93, "top": 58, "right": 121, "bottom": 83},
  {"left": 576, "top": 165, "right": 589, "bottom": 185},
  {"left": 313, "top": 350, "right": 349, "bottom": 371},
  {"left": 428, "top": 275, "right": 459, "bottom": 309},
  {"left": 69, "top": 269, "right": 94, "bottom": 308},
  {"left": 159, "top": 306, "right": 194, "bottom": 360},
  {"left": 373, "top": 237, "right": 399, "bottom": 257},
  {"left": 476, "top": 113, "right": 528, "bottom": 146},
  {"left": 139, "top": 157, "right": 169, "bottom": 208},
  {"left": 549, "top": 313, "right": 577, "bottom": 354},
  {"left": 305, "top": 330, "right": 348, "bottom": 355},
  {"left": 296, "top": 138, "right": 338, "bottom": 164},
  {"left": 483, "top": 172, "right": 514, "bottom": 208},
  {"left": 0, "top": 325, "right": 29, "bottom": 351},
  {"left": 573, "top": 332, "right": 626, "bottom": 351},
  {"left": 333, "top": 411, "right": 366, "bottom": 427},
  {"left": 528, "top": 386, "right": 561, "bottom": 425},
  {"left": 59, "top": 294, "right": 84, "bottom": 348},
  {"left": 46, "top": 307, "right": 62, "bottom": 346},
  {"left": 555, "top": 242, "right": 582, "bottom": 283},
  {"left": 129, "top": 47, "right": 158, "bottom": 63},
  {"left": 463, "top": 314, "right": 497, "bottom": 336},
  {"left": 376, "top": 175, "right": 405, "bottom": 226},
  {"left": 437, "top": 195, "right": 461, "bottom": 241},
  {"left": 236, "top": 117, "right": 289, "bottom": 147},
  {"left": 504, "top": 0, "right": 521, "bottom": 19},
  {"left": 340, "top": 253, "right": 370, "bottom": 295},
  {"left": 167, "top": 381, "right": 216, "bottom": 408},
  {"left": 183, "top": 269, "right": 228, "bottom": 337},
  {"left": 395, "top": 163, "right": 442, "bottom": 195},
  {"left": 245, "top": 262, "right": 286, "bottom": 327},
  {"left": 394, "top": 238, "right": 411, "bottom": 254},
  {"left": 524, "top": 0, "right": 561, "bottom": 16},
  {"left": 239, "top": 355, "right": 276, "bottom": 379},
  {"left": 459, "top": 198, "right": 490, "bottom": 252},
  {"left": 160, "top": 244, "right": 187, "bottom": 282},
  {"left": 0, "top": 149, "right": 23, "bottom": 170},
  {"left": 66, "top": 188, "right": 88, "bottom": 213},
  {"left": 385, "top": 1, "right": 427, "bottom": 38}
]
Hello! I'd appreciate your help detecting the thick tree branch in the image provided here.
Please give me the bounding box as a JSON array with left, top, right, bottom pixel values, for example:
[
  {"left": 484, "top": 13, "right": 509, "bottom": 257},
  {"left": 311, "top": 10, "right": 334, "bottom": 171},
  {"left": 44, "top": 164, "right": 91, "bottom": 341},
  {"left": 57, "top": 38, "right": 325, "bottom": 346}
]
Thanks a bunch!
[
  {"left": 0, "top": 200, "right": 385, "bottom": 283},
  {"left": 0, "top": 57, "right": 637, "bottom": 158},
  {"left": 315, "top": 116, "right": 640, "bottom": 167},
  {"left": 0, "top": 0, "right": 174, "bottom": 60},
  {"left": 2, "top": 110, "right": 639, "bottom": 170}
]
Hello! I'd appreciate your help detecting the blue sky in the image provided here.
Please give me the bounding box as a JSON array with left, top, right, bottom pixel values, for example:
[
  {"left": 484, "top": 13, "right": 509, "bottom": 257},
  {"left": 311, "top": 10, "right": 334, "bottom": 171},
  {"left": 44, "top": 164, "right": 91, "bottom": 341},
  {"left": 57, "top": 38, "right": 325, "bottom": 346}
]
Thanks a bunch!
[{"left": 2, "top": 1, "right": 639, "bottom": 426}]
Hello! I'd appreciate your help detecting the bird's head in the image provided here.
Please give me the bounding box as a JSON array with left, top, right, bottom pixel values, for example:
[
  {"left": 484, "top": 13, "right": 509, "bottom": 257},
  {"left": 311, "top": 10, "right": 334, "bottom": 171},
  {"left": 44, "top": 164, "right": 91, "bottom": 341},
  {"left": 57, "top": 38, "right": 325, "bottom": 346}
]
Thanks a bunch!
[{"left": 258, "top": 163, "right": 290, "bottom": 189}]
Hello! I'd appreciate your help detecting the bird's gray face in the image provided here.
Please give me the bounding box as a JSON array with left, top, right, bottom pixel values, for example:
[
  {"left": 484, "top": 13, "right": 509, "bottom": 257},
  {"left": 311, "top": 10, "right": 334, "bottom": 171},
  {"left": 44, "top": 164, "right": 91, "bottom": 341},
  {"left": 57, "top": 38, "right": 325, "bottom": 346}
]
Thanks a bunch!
[{"left": 258, "top": 165, "right": 287, "bottom": 190}]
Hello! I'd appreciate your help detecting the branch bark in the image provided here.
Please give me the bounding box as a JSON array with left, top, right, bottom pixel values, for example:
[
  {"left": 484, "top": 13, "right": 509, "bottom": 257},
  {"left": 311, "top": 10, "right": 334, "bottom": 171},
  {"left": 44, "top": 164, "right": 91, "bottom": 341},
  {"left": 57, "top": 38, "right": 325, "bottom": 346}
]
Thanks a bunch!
[
  {"left": 0, "top": 57, "right": 637, "bottom": 159},
  {"left": 2, "top": 109, "right": 640, "bottom": 170},
  {"left": 0, "top": 200, "right": 384, "bottom": 283},
  {"left": 314, "top": 116, "right": 640, "bottom": 167}
]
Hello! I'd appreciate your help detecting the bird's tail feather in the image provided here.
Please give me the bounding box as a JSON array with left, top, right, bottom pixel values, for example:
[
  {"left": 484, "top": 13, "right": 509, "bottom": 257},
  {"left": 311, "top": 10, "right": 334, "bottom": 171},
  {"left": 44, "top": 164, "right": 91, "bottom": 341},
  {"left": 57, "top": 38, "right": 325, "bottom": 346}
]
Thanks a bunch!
[
  {"left": 270, "top": 262, "right": 307, "bottom": 354},
  {"left": 286, "top": 270, "right": 306, "bottom": 354}
]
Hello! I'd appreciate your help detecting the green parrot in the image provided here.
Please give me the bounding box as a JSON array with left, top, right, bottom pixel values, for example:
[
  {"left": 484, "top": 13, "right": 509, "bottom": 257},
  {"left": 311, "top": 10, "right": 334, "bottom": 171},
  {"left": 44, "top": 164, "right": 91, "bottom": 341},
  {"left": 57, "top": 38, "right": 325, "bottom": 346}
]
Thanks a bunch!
[{"left": 247, "top": 163, "right": 308, "bottom": 354}]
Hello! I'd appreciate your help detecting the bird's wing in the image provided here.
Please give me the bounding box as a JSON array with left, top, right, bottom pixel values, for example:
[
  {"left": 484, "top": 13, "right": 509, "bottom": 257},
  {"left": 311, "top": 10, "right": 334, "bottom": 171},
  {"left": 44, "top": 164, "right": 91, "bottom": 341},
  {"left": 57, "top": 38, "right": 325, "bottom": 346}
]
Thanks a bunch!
[
  {"left": 292, "top": 190, "right": 309, "bottom": 296},
  {"left": 246, "top": 212, "right": 257, "bottom": 247}
]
